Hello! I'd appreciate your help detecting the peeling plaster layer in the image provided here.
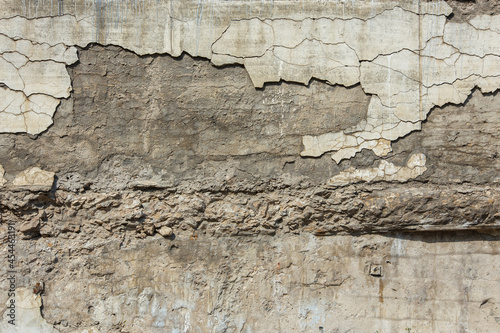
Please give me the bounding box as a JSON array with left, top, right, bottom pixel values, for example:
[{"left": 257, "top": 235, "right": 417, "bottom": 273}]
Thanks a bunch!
[
  {"left": 0, "top": 0, "right": 498, "bottom": 165},
  {"left": 0, "top": 34, "right": 76, "bottom": 134},
  {"left": 0, "top": 166, "right": 54, "bottom": 190},
  {"left": 12, "top": 167, "right": 55, "bottom": 188},
  {"left": 328, "top": 153, "right": 427, "bottom": 186}
]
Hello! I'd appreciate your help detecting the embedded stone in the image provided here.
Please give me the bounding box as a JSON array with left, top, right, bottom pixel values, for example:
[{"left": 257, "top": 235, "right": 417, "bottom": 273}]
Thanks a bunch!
[{"left": 158, "top": 226, "right": 174, "bottom": 237}]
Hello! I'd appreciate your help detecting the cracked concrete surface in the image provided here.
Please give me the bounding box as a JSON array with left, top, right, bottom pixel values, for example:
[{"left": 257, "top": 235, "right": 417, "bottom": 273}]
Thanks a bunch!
[
  {"left": 0, "top": 2, "right": 499, "bottom": 332},
  {"left": 0, "top": 0, "right": 498, "bottom": 170}
]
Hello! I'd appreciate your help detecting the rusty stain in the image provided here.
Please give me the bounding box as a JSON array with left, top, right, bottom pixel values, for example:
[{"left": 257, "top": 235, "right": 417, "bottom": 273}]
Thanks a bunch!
[
  {"left": 378, "top": 279, "right": 384, "bottom": 304},
  {"left": 313, "top": 229, "right": 328, "bottom": 236},
  {"left": 33, "top": 282, "right": 43, "bottom": 295}
]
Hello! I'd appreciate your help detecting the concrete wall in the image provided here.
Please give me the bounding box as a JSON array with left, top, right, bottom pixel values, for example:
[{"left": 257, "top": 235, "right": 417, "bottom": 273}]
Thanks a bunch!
[{"left": 0, "top": 0, "right": 499, "bottom": 332}]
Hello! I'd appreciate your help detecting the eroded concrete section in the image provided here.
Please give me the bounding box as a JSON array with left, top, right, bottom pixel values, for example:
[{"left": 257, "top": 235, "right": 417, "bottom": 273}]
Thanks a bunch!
[
  {"left": 0, "top": 44, "right": 498, "bottom": 190},
  {"left": 0, "top": 46, "right": 373, "bottom": 190}
]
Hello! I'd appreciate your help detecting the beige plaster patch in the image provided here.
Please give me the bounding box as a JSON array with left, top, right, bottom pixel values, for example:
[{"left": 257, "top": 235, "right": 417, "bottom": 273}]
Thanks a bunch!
[
  {"left": 328, "top": 153, "right": 427, "bottom": 186},
  {"left": 12, "top": 167, "right": 55, "bottom": 188}
]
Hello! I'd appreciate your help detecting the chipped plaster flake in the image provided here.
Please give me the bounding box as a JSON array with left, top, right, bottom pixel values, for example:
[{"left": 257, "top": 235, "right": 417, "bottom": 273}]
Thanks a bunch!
[
  {"left": 0, "top": 288, "right": 59, "bottom": 333},
  {"left": 0, "top": 56, "right": 24, "bottom": 90},
  {"left": 2, "top": 51, "right": 29, "bottom": 68},
  {"left": 301, "top": 131, "right": 392, "bottom": 163},
  {"left": 243, "top": 51, "right": 281, "bottom": 88},
  {"left": 12, "top": 167, "right": 55, "bottom": 187},
  {"left": 0, "top": 34, "right": 73, "bottom": 134},
  {"left": 381, "top": 121, "right": 421, "bottom": 141},
  {"left": 211, "top": 53, "right": 244, "bottom": 67},
  {"left": 14, "top": 39, "right": 79, "bottom": 65},
  {"left": 330, "top": 139, "right": 392, "bottom": 164},
  {"left": 301, "top": 131, "right": 346, "bottom": 158},
  {"left": 421, "top": 37, "right": 457, "bottom": 60},
  {"left": 0, "top": 15, "right": 94, "bottom": 48},
  {"left": 476, "top": 76, "right": 500, "bottom": 94},
  {"left": 19, "top": 60, "right": 72, "bottom": 98},
  {"left": 372, "top": 139, "right": 393, "bottom": 157},
  {"left": 425, "top": 82, "right": 470, "bottom": 109},
  {"left": 213, "top": 18, "right": 360, "bottom": 87},
  {"left": 443, "top": 22, "right": 500, "bottom": 57},
  {"left": 407, "top": 153, "right": 426, "bottom": 169},
  {"left": 27, "top": 94, "right": 61, "bottom": 117},
  {"left": 422, "top": 71, "right": 500, "bottom": 112},
  {"left": 343, "top": 7, "right": 420, "bottom": 61},
  {"left": 328, "top": 153, "right": 427, "bottom": 186},
  {"left": 0, "top": 87, "right": 60, "bottom": 134},
  {"left": 23, "top": 111, "right": 56, "bottom": 135}
]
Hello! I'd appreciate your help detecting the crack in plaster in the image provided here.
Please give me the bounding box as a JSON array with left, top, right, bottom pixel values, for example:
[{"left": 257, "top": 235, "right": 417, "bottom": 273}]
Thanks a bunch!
[{"left": 0, "top": 33, "right": 76, "bottom": 134}]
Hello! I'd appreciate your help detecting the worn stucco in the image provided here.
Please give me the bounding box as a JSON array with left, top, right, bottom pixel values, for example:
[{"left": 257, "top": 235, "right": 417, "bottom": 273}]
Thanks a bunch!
[
  {"left": 1, "top": 232, "right": 500, "bottom": 332},
  {"left": 0, "top": 1, "right": 499, "bottom": 332}
]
